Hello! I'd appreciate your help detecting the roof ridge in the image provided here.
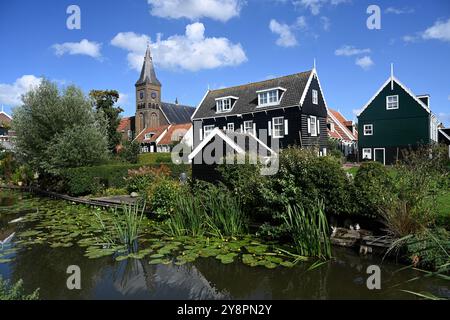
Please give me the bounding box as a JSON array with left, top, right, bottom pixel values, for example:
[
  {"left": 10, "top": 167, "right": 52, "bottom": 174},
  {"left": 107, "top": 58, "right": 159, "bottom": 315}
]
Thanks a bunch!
[{"left": 210, "top": 70, "right": 312, "bottom": 93}]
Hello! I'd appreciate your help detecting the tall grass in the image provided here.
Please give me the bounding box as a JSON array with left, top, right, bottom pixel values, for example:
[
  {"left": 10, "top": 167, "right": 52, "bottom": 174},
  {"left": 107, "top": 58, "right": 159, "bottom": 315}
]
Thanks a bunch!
[
  {"left": 204, "top": 192, "right": 247, "bottom": 238},
  {"left": 387, "top": 228, "right": 450, "bottom": 299},
  {"left": 165, "top": 193, "right": 205, "bottom": 237},
  {"left": 95, "top": 202, "right": 145, "bottom": 250},
  {"left": 283, "top": 201, "right": 331, "bottom": 259},
  {"left": 164, "top": 189, "right": 247, "bottom": 238}
]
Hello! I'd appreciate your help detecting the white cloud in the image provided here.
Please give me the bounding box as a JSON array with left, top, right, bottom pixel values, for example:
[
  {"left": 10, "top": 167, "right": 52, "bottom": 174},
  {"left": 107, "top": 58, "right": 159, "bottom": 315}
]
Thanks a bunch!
[
  {"left": 52, "top": 39, "right": 102, "bottom": 59},
  {"left": 422, "top": 18, "right": 450, "bottom": 43},
  {"left": 117, "top": 93, "right": 129, "bottom": 106},
  {"left": 320, "top": 16, "right": 331, "bottom": 31},
  {"left": 269, "top": 19, "right": 298, "bottom": 47},
  {"left": 355, "top": 56, "right": 374, "bottom": 70},
  {"left": 293, "top": 0, "right": 350, "bottom": 16},
  {"left": 148, "top": 0, "right": 243, "bottom": 22},
  {"left": 402, "top": 35, "right": 418, "bottom": 43},
  {"left": 385, "top": 7, "right": 414, "bottom": 14},
  {"left": 335, "top": 45, "right": 371, "bottom": 56},
  {"left": 111, "top": 23, "right": 247, "bottom": 72},
  {"left": 0, "top": 75, "right": 42, "bottom": 106}
]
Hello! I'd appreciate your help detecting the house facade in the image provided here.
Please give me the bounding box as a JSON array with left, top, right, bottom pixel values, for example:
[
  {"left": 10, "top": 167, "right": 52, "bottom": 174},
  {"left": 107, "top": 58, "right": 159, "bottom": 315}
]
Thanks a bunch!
[
  {"left": 191, "top": 68, "right": 328, "bottom": 154},
  {"left": 357, "top": 69, "right": 439, "bottom": 165},
  {"left": 117, "top": 45, "right": 195, "bottom": 153},
  {"left": 327, "top": 108, "right": 358, "bottom": 157}
]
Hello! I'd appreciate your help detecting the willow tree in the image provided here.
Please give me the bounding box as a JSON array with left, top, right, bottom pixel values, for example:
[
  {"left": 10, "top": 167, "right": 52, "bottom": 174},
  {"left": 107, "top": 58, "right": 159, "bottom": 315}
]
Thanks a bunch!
[{"left": 12, "top": 79, "right": 109, "bottom": 175}]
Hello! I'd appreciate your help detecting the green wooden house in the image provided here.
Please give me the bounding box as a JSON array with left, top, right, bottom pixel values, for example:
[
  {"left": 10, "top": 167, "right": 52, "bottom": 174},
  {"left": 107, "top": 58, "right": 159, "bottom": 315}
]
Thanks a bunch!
[{"left": 357, "top": 67, "right": 439, "bottom": 165}]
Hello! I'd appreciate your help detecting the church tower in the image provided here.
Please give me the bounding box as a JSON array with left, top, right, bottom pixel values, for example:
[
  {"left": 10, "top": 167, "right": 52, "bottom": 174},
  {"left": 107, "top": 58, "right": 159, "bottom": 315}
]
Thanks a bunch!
[{"left": 135, "top": 45, "right": 168, "bottom": 134}]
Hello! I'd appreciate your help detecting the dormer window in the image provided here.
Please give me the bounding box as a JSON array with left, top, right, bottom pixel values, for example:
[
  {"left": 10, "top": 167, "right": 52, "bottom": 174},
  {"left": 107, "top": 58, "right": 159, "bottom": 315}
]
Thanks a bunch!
[
  {"left": 145, "top": 132, "right": 155, "bottom": 140},
  {"left": 216, "top": 96, "right": 238, "bottom": 113},
  {"left": 257, "top": 87, "right": 286, "bottom": 107}
]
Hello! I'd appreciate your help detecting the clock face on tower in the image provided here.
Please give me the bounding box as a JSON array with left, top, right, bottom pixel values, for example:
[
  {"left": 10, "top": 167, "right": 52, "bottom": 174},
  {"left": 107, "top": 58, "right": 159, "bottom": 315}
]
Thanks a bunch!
[{"left": 151, "top": 91, "right": 157, "bottom": 99}]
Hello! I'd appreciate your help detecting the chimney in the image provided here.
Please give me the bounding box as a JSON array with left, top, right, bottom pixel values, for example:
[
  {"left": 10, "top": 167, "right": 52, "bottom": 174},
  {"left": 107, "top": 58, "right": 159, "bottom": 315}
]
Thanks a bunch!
[{"left": 417, "top": 94, "right": 430, "bottom": 107}]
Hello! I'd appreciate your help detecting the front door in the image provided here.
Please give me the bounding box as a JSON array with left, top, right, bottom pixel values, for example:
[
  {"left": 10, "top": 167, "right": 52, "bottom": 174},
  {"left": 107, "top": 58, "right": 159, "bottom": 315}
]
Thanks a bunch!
[{"left": 374, "top": 148, "right": 385, "bottom": 165}]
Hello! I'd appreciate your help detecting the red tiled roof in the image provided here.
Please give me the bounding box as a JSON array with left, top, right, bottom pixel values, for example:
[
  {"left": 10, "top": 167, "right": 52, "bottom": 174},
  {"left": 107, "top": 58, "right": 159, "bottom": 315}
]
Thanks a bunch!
[
  {"left": 0, "top": 112, "right": 12, "bottom": 126},
  {"left": 328, "top": 109, "right": 357, "bottom": 142},
  {"left": 158, "top": 123, "right": 191, "bottom": 145},
  {"left": 117, "top": 117, "right": 131, "bottom": 132},
  {"left": 135, "top": 125, "right": 170, "bottom": 143}
]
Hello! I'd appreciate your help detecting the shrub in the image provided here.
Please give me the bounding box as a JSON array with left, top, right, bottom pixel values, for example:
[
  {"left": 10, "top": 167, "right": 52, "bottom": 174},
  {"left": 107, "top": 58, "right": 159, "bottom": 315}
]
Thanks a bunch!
[
  {"left": 101, "top": 187, "right": 128, "bottom": 196},
  {"left": 0, "top": 277, "right": 39, "bottom": 300},
  {"left": 380, "top": 146, "right": 445, "bottom": 237},
  {"left": 217, "top": 160, "right": 275, "bottom": 221},
  {"left": 147, "top": 178, "right": 180, "bottom": 218},
  {"left": 0, "top": 151, "right": 17, "bottom": 181},
  {"left": 119, "top": 140, "right": 141, "bottom": 164},
  {"left": 274, "top": 147, "right": 355, "bottom": 216},
  {"left": 11, "top": 165, "right": 35, "bottom": 186},
  {"left": 354, "top": 162, "right": 393, "bottom": 217},
  {"left": 126, "top": 165, "right": 171, "bottom": 193},
  {"left": 60, "top": 163, "right": 190, "bottom": 196}
]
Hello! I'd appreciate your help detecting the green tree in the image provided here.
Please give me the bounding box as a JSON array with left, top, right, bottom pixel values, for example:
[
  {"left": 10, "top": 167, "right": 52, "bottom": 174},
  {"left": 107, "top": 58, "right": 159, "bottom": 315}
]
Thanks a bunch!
[
  {"left": 12, "top": 79, "right": 109, "bottom": 175},
  {"left": 89, "top": 90, "right": 124, "bottom": 153},
  {"left": 119, "top": 140, "right": 141, "bottom": 164}
]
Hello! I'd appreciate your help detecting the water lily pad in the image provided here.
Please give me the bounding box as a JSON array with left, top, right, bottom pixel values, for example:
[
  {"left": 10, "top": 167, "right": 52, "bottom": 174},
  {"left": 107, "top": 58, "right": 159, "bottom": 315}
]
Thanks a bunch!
[
  {"left": 216, "top": 253, "right": 238, "bottom": 264},
  {"left": 149, "top": 258, "right": 171, "bottom": 265}
]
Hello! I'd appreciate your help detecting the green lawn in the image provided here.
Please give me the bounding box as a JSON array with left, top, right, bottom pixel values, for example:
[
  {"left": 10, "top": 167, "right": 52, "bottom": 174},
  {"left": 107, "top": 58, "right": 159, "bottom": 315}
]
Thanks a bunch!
[
  {"left": 436, "top": 190, "right": 450, "bottom": 227},
  {"left": 138, "top": 153, "right": 172, "bottom": 165}
]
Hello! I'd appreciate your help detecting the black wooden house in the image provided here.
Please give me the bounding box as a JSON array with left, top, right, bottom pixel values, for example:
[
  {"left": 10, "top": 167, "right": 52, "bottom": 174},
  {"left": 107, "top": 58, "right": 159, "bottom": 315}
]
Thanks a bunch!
[{"left": 190, "top": 68, "right": 329, "bottom": 181}]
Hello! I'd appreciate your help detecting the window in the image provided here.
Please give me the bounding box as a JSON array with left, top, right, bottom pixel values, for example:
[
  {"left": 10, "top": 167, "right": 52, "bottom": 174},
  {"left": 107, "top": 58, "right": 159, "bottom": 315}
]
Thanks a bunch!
[
  {"left": 258, "top": 88, "right": 284, "bottom": 107},
  {"left": 144, "top": 132, "right": 154, "bottom": 140},
  {"left": 312, "top": 89, "right": 318, "bottom": 105},
  {"left": 310, "top": 116, "right": 317, "bottom": 136},
  {"left": 386, "top": 95, "right": 399, "bottom": 110},
  {"left": 203, "top": 125, "right": 215, "bottom": 139},
  {"left": 216, "top": 97, "right": 237, "bottom": 113},
  {"left": 272, "top": 117, "right": 285, "bottom": 138},
  {"left": 127, "top": 130, "right": 133, "bottom": 140},
  {"left": 362, "top": 148, "right": 372, "bottom": 160},
  {"left": 139, "top": 91, "right": 144, "bottom": 100},
  {"left": 227, "top": 123, "right": 235, "bottom": 132},
  {"left": 363, "top": 124, "right": 373, "bottom": 136},
  {"left": 244, "top": 121, "right": 254, "bottom": 134}
]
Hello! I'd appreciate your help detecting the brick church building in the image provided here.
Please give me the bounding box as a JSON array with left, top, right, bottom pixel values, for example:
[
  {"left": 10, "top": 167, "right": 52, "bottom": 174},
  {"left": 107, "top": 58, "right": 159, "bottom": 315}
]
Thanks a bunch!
[{"left": 118, "top": 45, "right": 194, "bottom": 152}]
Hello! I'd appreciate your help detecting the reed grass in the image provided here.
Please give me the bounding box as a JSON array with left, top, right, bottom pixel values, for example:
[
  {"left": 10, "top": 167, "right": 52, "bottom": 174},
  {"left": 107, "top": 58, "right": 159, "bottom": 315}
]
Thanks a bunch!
[
  {"left": 95, "top": 202, "right": 145, "bottom": 250},
  {"left": 283, "top": 201, "right": 332, "bottom": 259}
]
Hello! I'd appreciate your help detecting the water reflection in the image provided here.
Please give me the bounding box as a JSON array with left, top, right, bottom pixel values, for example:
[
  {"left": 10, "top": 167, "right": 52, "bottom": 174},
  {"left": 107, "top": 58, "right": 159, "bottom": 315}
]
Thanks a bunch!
[{"left": 1, "top": 243, "right": 448, "bottom": 300}]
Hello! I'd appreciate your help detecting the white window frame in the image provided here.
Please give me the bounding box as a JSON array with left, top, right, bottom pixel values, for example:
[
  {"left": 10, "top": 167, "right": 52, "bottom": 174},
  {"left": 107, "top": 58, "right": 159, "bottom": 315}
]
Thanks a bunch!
[
  {"left": 362, "top": 148, "right": 372, "bottom": 160},
  {"left": 257, "top": 88, "right": 286, "bottom": 107},
  {"left": 215, "top": 96, "right": 237, "bottom": 113},
  {"left": 244, "top": 121, "right": 254, "bottom": 134},
  {"left": 272, "top": 117, "right": 285, "bottom": 138},
  {"left": 203, "top": 125, "right": 215, "bottom": 139},
  {"left": 312, "top": 89, "right": 319, "bottom": 105},
  {"left": 386, "top": 95, "right": 399, "bottom": 110},
  {"left": 363, "top": 124, "right": 373, "bottom": 136},
  {"left": 227, "top": 123, "right": 235, "bottom": 132},
  {"left": 310, "top": 116, "right": 317, "bottom": 137}
]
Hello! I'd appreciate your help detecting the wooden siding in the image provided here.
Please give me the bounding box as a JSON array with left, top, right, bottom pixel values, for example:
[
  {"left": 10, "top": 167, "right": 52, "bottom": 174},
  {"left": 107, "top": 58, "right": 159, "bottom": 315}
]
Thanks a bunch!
[{"left": 358, "top": 80, "right": 431, "bottom": 165}]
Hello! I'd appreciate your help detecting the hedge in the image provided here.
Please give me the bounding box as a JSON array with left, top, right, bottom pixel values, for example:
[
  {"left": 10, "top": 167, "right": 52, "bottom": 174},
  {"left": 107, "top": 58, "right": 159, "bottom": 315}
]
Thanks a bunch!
[{"left": 61, "top": 163, "right": 190, "bottom": 196}]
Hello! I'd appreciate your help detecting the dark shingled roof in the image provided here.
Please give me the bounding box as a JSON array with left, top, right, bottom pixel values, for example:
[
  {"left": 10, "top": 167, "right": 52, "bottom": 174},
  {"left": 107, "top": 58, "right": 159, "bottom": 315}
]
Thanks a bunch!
[
  {"left": 192, "top": 71, "right": 312, "bottom": 120},
  {"left": 136, "top": 46, "right": 161, "bottom": 87},
  {"left": 161, "top": 102, "right": 195, "bottom": 124}
]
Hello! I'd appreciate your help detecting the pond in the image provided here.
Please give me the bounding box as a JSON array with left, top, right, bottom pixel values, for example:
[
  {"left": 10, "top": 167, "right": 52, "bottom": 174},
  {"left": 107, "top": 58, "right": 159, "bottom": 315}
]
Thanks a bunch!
[{"left": 0, "top": 190, "right": 448, "bottom": 300}]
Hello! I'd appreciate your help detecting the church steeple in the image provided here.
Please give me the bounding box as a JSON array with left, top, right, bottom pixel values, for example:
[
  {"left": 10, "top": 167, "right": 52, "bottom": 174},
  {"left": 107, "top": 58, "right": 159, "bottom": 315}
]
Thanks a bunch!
[{"left": 135, "top": 44, "right": 161, "bottom": 87}]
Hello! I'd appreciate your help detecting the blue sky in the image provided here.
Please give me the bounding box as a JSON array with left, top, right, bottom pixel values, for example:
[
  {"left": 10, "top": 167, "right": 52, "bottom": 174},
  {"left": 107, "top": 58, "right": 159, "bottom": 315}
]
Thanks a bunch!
[{"left": 1, "top": 0, "right": 449, "bottom": 124}]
